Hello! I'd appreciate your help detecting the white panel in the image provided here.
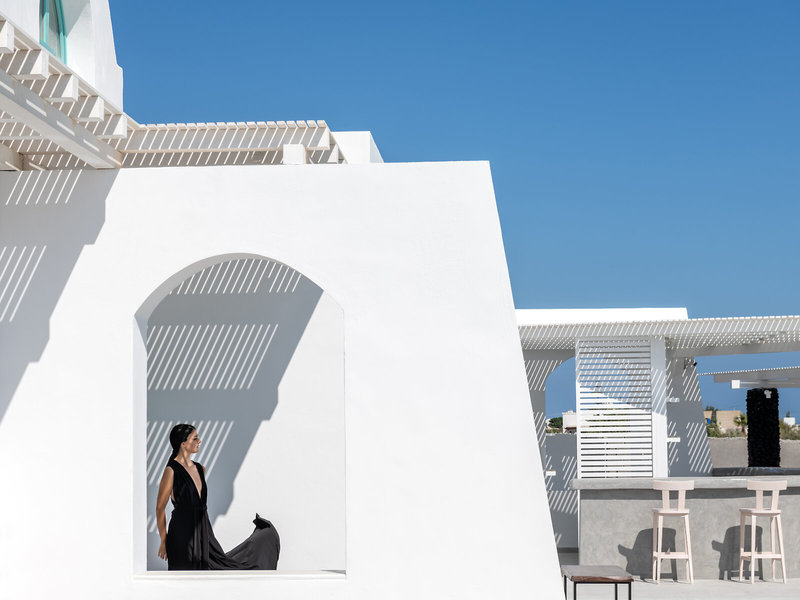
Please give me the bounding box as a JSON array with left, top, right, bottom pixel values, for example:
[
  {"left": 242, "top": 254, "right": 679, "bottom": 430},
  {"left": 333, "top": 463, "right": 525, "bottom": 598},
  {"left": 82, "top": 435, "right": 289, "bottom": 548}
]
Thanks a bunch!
[
  {"left": 650, "top": 337, "right": 668, "bottom": 477},
  {"left": 576, "top": 338, "right": 654, "bottom": 478}
]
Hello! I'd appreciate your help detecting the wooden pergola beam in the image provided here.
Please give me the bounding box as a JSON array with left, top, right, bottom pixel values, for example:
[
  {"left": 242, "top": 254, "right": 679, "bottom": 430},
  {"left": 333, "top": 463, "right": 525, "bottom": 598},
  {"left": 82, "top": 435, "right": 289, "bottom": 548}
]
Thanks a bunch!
[
  {"left": 118, "top": 121, "right": 330, "bottom": 153},
  {"left": 0, "top": 66, "right": 121, "bottom": 168}
]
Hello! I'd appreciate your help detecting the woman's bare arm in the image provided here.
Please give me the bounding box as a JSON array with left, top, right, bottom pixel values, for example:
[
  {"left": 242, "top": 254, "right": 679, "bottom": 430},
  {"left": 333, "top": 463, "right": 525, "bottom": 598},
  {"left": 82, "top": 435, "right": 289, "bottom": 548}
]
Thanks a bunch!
[{"left": 155, "top": 466, "right": 174, "bottom": 561}]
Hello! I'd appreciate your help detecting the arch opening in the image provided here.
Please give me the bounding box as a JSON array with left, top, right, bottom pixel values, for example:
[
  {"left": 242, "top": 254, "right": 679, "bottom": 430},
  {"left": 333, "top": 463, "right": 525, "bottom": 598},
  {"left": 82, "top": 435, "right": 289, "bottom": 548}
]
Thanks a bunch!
[{"left": 134, "top": 254, "right": 346, "bottom": 573}]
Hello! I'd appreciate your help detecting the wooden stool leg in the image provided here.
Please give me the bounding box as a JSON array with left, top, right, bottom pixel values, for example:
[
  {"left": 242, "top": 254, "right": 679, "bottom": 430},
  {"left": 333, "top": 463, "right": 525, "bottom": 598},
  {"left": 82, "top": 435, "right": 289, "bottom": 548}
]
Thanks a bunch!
[
  {"left": 652, "top": 513, "right": 657, "bottom": 582},
  {"left": 656, "top": 514, "right": 663, "bottom": 583},
  {"left": 750, "top": 515, "right": 756, "bottom": 584},
  {"left": 739, "top": 512, "right": 745, "bottom": 582},
  {"left": 683, "top": 514, "right": 694, "bottom": 583},
  {"left": 776, "top": 515, "right": 787, "bottom": 584},
  {"left": 771, "top": 517, "right": 777, "bottom": 581}
]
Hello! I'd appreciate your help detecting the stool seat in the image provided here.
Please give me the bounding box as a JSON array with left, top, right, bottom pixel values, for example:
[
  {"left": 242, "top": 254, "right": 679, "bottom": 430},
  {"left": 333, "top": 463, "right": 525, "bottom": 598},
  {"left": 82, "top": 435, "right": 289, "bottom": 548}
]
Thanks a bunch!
[
  {"left": 739, "top": 479, "right": 787, "bottom": 584},
  {"left": 739, "top": 507, "right": 781, "bottom": 516}
]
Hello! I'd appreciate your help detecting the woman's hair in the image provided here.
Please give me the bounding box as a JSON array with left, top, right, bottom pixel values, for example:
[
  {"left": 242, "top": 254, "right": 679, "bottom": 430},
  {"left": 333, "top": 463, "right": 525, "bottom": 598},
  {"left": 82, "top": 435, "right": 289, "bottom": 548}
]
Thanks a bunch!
[{"left": 168, "top": 423, "right": 196, "bottom": 460}]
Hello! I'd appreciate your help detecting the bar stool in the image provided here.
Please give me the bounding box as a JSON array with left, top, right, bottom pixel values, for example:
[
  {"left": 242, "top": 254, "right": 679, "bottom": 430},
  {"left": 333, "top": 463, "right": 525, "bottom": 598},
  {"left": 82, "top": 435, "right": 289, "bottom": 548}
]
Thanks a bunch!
[
  {"left": 652, "top": 479, "right": 694, "bottom": 583},
  {"left": 739, "top": 479, "right": 787, "bottom": 584}
]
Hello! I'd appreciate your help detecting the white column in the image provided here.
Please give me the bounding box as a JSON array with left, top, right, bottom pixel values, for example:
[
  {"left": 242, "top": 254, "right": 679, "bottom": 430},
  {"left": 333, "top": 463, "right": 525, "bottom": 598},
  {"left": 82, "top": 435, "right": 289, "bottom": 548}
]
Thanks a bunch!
[{"left": 650, "top": 336, "right": 669, "bottom": 477}]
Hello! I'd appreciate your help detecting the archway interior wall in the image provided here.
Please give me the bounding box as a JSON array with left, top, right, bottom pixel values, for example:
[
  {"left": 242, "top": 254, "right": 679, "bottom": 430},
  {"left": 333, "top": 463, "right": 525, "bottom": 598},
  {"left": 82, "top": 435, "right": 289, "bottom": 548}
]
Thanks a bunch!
[{"left": 143, "top": 256, "right": 345, "bottom": 571}]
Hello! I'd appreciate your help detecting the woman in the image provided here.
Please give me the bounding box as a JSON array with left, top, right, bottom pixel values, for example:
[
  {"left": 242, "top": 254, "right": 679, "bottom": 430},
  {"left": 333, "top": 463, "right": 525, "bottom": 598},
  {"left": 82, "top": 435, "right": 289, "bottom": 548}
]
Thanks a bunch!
[{"left": 155, "top": 423, "right": 280, "bottom": 570}]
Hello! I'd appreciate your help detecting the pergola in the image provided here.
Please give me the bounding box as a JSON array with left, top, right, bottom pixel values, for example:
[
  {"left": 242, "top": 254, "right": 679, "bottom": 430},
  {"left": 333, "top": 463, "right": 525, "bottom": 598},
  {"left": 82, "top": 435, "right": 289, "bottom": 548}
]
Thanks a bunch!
[
  {"left": 520, "top": 314, "right": 800, "bottom": 356},
  {"left": 518, "top": 310, "right": 800, "bottom": 478},
  {"left": 703, "top": 365, "right": 800, "bottom": 389},
  {"left": 0, "top": 12, "right": 340, "bottom": 170}
]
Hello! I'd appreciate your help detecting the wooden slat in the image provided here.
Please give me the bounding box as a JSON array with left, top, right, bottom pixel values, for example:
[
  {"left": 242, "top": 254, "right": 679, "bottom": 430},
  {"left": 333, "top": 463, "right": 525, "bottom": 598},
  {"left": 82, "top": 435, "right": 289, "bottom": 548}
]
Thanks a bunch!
[
  {"left": 0, "top": 49, "right": 48, "bottom": 80},
  {"left": 0, "top": 20, "right": 14, "bottom": 53}
]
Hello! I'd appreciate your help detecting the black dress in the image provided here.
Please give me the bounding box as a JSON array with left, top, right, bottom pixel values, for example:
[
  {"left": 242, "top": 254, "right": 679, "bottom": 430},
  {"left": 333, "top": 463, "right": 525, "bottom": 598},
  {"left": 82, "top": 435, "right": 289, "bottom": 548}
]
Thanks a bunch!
[{"left": 166, "top": 458, "right": 280, "bottom": 570}]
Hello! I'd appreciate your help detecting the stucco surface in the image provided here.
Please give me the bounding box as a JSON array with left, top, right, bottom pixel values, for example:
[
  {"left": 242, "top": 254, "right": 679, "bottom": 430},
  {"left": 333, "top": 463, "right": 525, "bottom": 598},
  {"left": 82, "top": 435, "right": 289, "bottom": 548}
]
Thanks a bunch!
[{"left": 0, "top": 162, "right": 560, "bottom": 599}]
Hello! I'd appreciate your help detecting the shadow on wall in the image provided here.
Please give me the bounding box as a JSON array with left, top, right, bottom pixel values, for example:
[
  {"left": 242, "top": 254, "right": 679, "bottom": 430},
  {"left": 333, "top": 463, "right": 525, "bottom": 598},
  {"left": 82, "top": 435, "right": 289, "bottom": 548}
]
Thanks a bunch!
[
  {"left": 712, "top": 525, "right": 763, "bottom": 581},
  {"left": 618, "top": 528, "right": 678, "bottom": 580},
  {"left": 0, "top": 170, "right": 116, "bottom": 424},
  {"left": 666, "top": 359, "right": 712, "bottom": 476},
  {"left": 144, "top": 257, "right": 329, "bottom": 570},
  {"left": 545, "top": 433, "right": 578, "bottom": 549}
]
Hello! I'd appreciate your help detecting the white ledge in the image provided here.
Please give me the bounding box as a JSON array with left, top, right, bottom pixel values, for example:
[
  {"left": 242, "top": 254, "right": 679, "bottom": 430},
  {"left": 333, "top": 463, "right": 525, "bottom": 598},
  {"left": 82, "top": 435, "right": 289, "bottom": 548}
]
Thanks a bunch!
[
  {"left": 134, "top": 570, "right": 346, "bottom": 581},
  {"left": 571, "top": 475, "right": 800, "bottom": 490}
]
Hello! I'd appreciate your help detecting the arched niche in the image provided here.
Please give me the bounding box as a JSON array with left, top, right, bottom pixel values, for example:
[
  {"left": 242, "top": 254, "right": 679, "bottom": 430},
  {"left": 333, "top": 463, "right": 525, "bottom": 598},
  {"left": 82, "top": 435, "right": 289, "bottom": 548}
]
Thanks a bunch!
[{"left": 133, "top": 254, "right": 345, "bottom": 573}]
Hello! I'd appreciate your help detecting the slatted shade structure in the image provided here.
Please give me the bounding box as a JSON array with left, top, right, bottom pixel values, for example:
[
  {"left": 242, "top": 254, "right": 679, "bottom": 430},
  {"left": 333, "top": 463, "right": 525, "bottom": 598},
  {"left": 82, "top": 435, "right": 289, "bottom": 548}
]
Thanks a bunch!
[
  {"left": 703, "top": 365, "right": 800, "bottom": 389},
  {"left": 0, "top": 15, "right": 124, "bottom": 169},
  {"left": 520, "top": 315, "right": 800, "bottom": 356},
  {"left": 28, "top": 119, "right": 338, "bottom": 170},
  {"left": 518, "top": 311, "right": 800, "bottom": 479},
  {"left": 0, "top": 10, "right": 340, "bottom": 170}
]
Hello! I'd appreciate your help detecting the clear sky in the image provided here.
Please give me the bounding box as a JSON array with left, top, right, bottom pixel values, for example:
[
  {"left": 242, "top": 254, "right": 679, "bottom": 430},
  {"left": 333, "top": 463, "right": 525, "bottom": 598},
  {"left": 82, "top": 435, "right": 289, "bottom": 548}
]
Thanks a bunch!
[{"left": 109, "top": 1, "right": 800, "bottom": 415}]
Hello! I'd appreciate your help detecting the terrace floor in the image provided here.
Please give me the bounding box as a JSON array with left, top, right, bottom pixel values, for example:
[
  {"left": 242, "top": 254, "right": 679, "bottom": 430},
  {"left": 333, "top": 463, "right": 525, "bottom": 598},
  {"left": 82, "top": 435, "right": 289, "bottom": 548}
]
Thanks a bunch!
[{"left": 558, "top": 551, "right": 800, "bottom": 599}]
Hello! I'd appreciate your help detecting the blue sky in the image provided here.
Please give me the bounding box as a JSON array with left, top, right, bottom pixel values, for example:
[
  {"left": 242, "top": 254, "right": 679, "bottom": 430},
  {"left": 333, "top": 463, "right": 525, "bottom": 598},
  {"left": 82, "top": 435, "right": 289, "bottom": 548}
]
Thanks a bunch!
[{"left": 109, "top": 1, "right": 799, "bottom": 415}]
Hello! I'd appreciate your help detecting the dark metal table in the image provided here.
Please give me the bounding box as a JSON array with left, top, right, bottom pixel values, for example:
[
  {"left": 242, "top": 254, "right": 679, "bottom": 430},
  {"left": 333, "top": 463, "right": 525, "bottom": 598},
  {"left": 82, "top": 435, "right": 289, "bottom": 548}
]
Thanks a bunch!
[{"left": 561, "top": 565, "right": 633, "bottom": 599}]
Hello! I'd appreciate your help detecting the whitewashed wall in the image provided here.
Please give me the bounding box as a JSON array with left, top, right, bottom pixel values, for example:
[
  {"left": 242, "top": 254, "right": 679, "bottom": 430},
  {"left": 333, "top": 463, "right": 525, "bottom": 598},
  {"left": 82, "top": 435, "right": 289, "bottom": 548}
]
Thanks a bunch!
[
  {"left": 0, "top": 0, "right": 123, "bottom": 107},
  {"left": 0, "top": 162, "right": 560, "bottom": 599},
  {"left": 523, "top": 350, "right": 574, "bottom": 550},
  {"left": 544, "top": 433, "right": 578, "bottom": 549}
]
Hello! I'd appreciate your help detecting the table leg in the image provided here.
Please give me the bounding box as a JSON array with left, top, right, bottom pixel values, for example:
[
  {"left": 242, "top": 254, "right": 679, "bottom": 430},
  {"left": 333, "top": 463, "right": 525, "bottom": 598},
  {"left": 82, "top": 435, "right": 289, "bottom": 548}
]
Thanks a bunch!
[
  {"left": 573, "top": 580, "right": 576, "bottom": 600},
  {"left": 615, "top": 583, "right": 618, "bottom": 600},
  {"left": 629, "top": 581, "right": 632, "bottom": 600},
  {"left": 563, "top": 575, "right": 567, "bottom": 599}
]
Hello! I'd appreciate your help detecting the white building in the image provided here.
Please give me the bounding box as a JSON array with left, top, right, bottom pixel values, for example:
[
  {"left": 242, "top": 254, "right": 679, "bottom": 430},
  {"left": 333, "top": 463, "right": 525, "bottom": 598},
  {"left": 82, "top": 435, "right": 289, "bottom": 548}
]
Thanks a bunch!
[
  {"left": 519, "top": 307, "right": 800, "bottom": 549},
  {"left": 0, "top": 2, "right": 560, "bottom": 598}
]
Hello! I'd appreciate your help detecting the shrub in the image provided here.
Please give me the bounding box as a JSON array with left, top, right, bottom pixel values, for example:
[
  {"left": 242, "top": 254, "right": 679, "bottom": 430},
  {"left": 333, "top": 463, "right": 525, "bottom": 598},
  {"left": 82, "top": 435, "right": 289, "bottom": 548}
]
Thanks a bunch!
[{"left": 780, "top": 421, "right": 800, "bottom": 440}]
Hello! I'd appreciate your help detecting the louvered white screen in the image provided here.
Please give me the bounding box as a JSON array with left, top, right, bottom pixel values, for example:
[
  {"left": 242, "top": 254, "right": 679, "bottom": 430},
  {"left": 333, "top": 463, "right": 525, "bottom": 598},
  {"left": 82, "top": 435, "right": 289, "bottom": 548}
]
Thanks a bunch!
[{"left": 576, "top": 339, "right": 654, "bottom": 478}]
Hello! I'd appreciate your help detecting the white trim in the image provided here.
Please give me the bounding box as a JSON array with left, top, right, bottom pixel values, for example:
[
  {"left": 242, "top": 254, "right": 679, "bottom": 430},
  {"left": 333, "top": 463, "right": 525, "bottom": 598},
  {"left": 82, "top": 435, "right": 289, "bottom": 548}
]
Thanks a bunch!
[
  {"left": 701, "top": 365, "right": 800, "bottom": 378},
  {"left": 133, "top": 570, "right": 346, "bottom": 581}
]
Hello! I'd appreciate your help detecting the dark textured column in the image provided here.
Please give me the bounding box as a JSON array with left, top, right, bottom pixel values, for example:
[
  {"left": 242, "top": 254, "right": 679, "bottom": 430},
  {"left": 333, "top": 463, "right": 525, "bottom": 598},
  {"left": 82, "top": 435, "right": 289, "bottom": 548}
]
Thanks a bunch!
[{"left": 746, "top": 388, "right": 780, "bottom": 467}]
